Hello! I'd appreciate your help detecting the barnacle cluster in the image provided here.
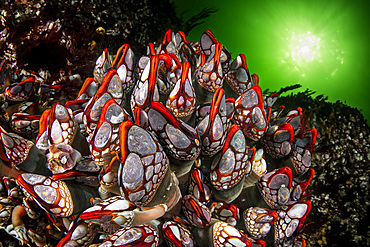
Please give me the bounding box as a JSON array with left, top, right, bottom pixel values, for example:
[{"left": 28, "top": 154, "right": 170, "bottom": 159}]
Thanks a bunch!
[
  {"left": 0, "top": 24, "right": 318, "bottom": 246},
  {"left": 275, "top": 90, "right": 370, "bottom": 246}
]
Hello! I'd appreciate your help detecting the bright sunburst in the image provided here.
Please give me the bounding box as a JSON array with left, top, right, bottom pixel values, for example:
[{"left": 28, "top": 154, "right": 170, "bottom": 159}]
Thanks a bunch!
[{"left": 284, "top": 30, "right": 322, "bottom": 73}]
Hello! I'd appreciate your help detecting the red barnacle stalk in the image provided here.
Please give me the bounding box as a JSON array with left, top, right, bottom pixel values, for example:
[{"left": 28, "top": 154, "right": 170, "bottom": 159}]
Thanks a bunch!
[
  {"left": 196, "top": 87, "right": 229, "bottom": 156},
  {"left": 257, "top": 166, "right": 293, "bottom": 209},
  {"left": 166, "top": 61, "right": 197, "bottom": 119},
  {"left": 243, "top": 207, "right": 278, "bottom": 239},
  {"left": 233, "top": 85, "right": 270, "bottom": 141}
]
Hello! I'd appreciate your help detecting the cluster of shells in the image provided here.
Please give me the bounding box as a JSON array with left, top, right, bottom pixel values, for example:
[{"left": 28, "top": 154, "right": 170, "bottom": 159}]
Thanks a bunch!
[{"left": 0, "top": 29, "right": 317, "bottom": 247}]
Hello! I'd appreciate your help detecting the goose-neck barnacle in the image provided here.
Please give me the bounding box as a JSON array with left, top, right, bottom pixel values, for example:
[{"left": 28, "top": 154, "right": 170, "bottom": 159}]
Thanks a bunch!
[{"left": 0, "top": 9, "right": 324, "bottom": 244}]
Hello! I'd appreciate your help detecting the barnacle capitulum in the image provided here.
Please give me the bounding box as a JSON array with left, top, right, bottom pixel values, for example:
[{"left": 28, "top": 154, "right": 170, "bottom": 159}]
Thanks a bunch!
[{"left": 243, "top": 207, "right": 278, "bottom": 239}]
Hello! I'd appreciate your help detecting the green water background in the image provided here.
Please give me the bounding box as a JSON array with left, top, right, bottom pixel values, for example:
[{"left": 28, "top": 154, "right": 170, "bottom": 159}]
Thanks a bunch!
[{"left": 173, "top": 0, "right": 370, "bottom": 122}]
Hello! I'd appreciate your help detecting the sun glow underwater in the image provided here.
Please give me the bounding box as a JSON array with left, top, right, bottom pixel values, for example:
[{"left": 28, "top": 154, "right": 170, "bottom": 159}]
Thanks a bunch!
[{"left": 174, "top": 0, "right": 369, "bottom": 122}]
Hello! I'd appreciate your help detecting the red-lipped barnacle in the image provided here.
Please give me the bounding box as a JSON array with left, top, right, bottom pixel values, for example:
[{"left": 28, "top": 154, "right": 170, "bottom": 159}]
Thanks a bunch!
[
  {"left": 210, "top": 124, "right": 251, "bottom": 191},
  {"left": 232, "top": 85, "right": 269, "bottom": 141},
  {"left": 89, "top": 98, "right": 130, "bottom": 166},
  {"left": 119, "top": 120, "right": 170, "bottom": 207},
  {"left": 110, "top": 44, "right": 136, "bottom": 94},
  {"left": 196, "top": 42, "right": 225, "bottom": 92},
  {"left": 65, "top": 98, "right": 90, "bottom": 125},
  {"left": 182, "top": 194, "right": 211, "bottom": 228},
  {"left": 173, "top": 31, "right": 197, "bottom": 67},
  {"left": 99, "top": 223, "right": 159, "bottom": 247},
  {"left": 166, "top": 61, "right": 197, "bottom": 119},
  {"left": 93, "top": 48, "right": 111, "bottom": 84},
  {"left": 290, "top": 168, "right": 315, "bottom": 202},
  {"left": 99, "top": 69, "right": 126, "bottom": 105},
  {"left": 291, "top": 128, "right": 317, "bottom": 175},
  {"left": 76, "top": 77, "right": 98, "bottom": 100},
  {"left": 57, "top": 219, "right": 98, "bottom": 247},
  {"left": 35, "top": 108, "right": 51, "bottom": 151},
  {"left": 82, "top": 68, "right": 126, "bottom": 135},
  {"left": 243, "top": 207, "right": 278, "bottom": 239},
  {"left": 10, "top": 112, "right": 40, "bottom": 135},
  {"left": 17, "top": 173, "right": 99, "bottom": 217},
  {"left": 17, "top": 173, "right": 74, "bottom": 217},
  {"left": 275, "top": 107, "right": 304, "bottom": 134},
  {"left": 156, "top": 53, "right": 181, "bottom": 94},
  {"left": 257, "top": 167, "right": 293, "bottom": 209},
  {"left": 244, "top": 149, "right": 267, "bottom": 188},
  {"left": 83, "top": 93, "right": 112, "bottom": 135},
  {"left": 163, "top": 220, "right": 195, "bottom": 247},
  {"left": 148, "top": 102, "right": 200, "bottom": 174},
  {"left": 131, "top": 55, "right": 161, "bottom": 112},
  {"left": 188, "top": 167, "right": 212, "bottom": 204},
  {"left": 274, "top": 200, "right": 312, "bottom": 246},
  {"left": 1, "top": 76, "right": 35, "bottom": 102},
  {"left": 0, "top": 125, "right": 33, "bottom": 167},
  {"left": 199, "top": 30, "right": 231, "bottom": 73},
  {"left": 224, "top": 54, "right": 256, "bottom": 96},
  {"left": 196, "top": 87, "right": 229, "bottom": 156},
  {"left": 261, "top": 123, "right": 294, "bottom": 159},
  {"left": 157, "top": 29, "right": 180, "bottom": 59},
  {"left": 211, "top": 221, "right": 252, "bottom": 247},
  {"left": 47, "top": 103, "right": 77, "bottom": 147},
  {"left": 211, "top": 202, "right": 240, "bottom": 226}
]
